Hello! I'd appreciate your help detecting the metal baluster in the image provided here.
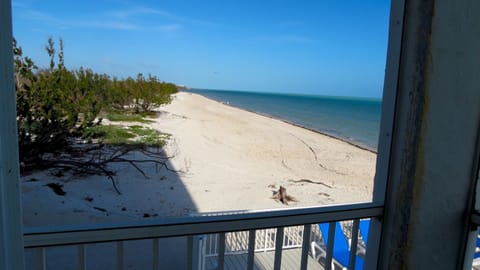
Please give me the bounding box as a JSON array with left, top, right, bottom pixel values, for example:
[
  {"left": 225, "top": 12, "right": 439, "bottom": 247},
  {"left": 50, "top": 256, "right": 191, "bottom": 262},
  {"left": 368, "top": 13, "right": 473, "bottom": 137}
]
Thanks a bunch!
[
  {"left": 117, "top": 241, "right": 124, "bottom": 270},
  {"left": 187, "top": 236, "right": 193, "bottom": 270},
  {"left": 218, "top": 233, "right": 226, "bottom": 270},
  {"left": 152, "top": 239, "right": 159, "bottom": 270},
  {"left": 273, "top": 227, "right": 284, "bottom": 270},
  {"left": 36, "top": 248, "right": 46, "bottom": 270},
  {"left": 349, "top": 220, "right": 360, "bottom": 270},
  {"left": 212, "top": 234, "right": 217, "bottom": 255},
  {"left": 300, "top": 225, "right": 312, "bottom": 270},
  {"left": 264, "top": 229, "right": 268, "bottom": 252},
  {"left": 78, "top": 245, "right": 86, "bottom": 270},
  {"left": 207, "top": 234, "right": 211, "bottom": 255},
  {"left": 200, "top": 235, "right": 206, "bottom": 270},
  {"left": 247, "top": 229, "right": 256, "bottom": 270},
  {"left": 325, "top": 222, "right": 335, "bottom": 270}
]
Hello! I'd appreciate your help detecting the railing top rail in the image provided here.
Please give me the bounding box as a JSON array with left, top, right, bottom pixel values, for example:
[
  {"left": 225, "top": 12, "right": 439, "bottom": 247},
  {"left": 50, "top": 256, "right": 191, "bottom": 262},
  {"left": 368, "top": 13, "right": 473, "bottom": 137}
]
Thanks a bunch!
[{"left": 24, "top": 202, "right": 382, "bottom": 248}]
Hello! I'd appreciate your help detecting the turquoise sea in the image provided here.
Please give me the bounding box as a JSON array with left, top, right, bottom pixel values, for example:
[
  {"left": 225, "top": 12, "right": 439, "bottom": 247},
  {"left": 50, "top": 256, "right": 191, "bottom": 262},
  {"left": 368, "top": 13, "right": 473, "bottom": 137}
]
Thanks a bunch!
[{"left": 187, "top": 89, "right": 382, "bottom": 151}]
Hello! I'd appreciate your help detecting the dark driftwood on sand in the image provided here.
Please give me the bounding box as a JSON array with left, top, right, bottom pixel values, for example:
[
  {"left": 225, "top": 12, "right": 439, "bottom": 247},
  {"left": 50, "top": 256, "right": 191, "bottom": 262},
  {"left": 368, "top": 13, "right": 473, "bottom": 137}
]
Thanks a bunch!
[{"left": 271, "top": 186, "right": 297, "bottom": 205}]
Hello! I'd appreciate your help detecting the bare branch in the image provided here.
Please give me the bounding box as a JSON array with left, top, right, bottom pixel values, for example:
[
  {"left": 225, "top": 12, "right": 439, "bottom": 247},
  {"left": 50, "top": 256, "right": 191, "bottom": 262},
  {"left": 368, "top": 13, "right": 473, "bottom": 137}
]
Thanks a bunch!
[{"left": 26, "top": 143, "right": 178, "bottom": 195}]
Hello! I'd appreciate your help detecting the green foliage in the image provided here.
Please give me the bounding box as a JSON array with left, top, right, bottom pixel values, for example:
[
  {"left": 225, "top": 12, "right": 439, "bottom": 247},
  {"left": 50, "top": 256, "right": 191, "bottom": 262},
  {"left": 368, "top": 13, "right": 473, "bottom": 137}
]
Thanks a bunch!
[
  {"left": 132, "top": 73, "right": 177, "bottom": 113},
  {"left": 14, "top": 37, "right": 113, "bottom": 163},
  {"left": 74, "top": 68, "right": 109, "bottom": 126},
  {"left": 83, "top": 125, "right": 167, "bottom": 147},
  {"left": 128, "top": 125, "right": 169, "bottom": 146},
  {"left": 106, "top": 77, "right": 134, "bottom": 111},
  {"left": 13, "top": 37, "right": 177, "bottom": 168},
  {"left": 106, "top": 112, "right": 154, "bottom": 123},
  {"left": 106, "top": 73, "right": 178, "bottom": 114},
  {"left": 82, "top": 125, "right": 136, "bottom": 145}
]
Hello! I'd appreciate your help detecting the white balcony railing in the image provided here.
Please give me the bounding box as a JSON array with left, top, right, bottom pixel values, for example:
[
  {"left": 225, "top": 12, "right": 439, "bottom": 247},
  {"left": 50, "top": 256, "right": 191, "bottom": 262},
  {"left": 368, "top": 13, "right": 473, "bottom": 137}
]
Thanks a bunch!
[
  {"left": 201, "top": 225, "right": 306, "bottom": 256},
  {"left": 24, "top": 203, "right": 382, "bottom": 270}
]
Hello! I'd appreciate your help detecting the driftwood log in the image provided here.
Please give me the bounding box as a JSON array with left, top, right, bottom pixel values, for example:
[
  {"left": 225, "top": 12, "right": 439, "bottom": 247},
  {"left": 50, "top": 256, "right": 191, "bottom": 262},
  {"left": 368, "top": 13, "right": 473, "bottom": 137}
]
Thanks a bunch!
[{"left": 271, "top": 186, "right": 297, "bottom": 205}]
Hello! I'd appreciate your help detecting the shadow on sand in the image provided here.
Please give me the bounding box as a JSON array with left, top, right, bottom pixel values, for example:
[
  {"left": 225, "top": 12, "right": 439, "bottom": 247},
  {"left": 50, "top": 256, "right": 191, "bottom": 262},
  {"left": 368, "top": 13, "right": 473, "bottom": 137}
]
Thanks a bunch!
[{"left": 22, "top": 146, "right": 197, "bottom": 269}]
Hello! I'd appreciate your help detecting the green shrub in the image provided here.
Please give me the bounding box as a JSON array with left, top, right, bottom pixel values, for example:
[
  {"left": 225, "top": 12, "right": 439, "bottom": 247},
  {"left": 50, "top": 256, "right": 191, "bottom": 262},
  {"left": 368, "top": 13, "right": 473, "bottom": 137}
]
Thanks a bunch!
[
  {"left": 83, "top": 125, "right": 135, "bottom": 145},
  {"left": 106, "top": 112, "right": 154, "bottom": 123},
  {"left": 83, "top": 125, "right": 167, "bottom": 147},
  {"left": 14, "top": 37, "right": 176, "bottom": 168}
]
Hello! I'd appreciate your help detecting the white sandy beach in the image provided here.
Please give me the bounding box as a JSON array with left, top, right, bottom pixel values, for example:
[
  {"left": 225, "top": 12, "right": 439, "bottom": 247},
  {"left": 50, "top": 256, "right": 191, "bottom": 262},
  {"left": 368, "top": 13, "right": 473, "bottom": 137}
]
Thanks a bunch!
[{"left": 22, "top": 92, "right": 376, "bottom": 227}]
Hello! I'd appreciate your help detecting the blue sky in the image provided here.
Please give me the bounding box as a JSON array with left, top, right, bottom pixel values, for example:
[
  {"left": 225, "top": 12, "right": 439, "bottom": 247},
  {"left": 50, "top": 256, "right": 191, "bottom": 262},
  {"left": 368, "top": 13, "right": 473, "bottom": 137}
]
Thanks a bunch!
[{"left": 12, "top": 0, "right": 390, "bottom": 98}]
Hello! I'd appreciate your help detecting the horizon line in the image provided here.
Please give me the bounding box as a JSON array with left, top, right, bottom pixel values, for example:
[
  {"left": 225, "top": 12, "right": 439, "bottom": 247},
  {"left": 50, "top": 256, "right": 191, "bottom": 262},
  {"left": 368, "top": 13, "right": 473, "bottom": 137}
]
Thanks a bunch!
[{"left": 187, "top": 87, "right": 383, "bottom": 101}]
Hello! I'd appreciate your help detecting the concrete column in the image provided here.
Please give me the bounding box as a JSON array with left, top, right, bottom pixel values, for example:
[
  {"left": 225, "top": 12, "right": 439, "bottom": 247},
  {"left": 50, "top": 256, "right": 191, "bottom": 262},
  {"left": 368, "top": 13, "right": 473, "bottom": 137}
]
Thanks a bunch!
[
  {"left": 377, "top": 0, "right": 480, "bottom": 269},
  {"left": 0, "top": 0, "right": 26, "bottom": 269}
]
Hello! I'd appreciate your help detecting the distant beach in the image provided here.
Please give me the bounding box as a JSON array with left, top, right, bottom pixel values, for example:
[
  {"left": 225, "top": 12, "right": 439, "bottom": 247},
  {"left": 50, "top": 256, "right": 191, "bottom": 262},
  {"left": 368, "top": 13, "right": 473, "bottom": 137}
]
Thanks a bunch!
[{"left": 187, "top": 89, "right": 382, "bottom": 151}]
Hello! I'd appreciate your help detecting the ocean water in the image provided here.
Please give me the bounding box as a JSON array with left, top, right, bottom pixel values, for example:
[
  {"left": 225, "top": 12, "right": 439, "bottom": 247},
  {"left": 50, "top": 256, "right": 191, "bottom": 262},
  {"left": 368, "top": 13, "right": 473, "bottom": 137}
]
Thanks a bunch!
[{"left": 187, "top": 89, "right": 382, "bottom": 151}]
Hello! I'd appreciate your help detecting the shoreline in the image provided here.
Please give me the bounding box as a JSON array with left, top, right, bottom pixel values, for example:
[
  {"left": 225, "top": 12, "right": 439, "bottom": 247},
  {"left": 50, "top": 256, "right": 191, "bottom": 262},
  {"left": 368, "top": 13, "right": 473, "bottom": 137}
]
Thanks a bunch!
[
  {"left": 22, "top": 91, "right": 376, "bottom": 228},
  {"left": 185, "top": 91, "right": 378, "bottom": 154}
]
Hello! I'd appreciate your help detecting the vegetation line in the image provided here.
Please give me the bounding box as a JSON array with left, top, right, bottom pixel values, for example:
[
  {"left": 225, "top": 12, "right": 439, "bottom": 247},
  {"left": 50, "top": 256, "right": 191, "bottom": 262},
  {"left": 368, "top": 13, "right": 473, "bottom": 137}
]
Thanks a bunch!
[{"left": 14, "top": 37, "right": 180, "bottom": 193}]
